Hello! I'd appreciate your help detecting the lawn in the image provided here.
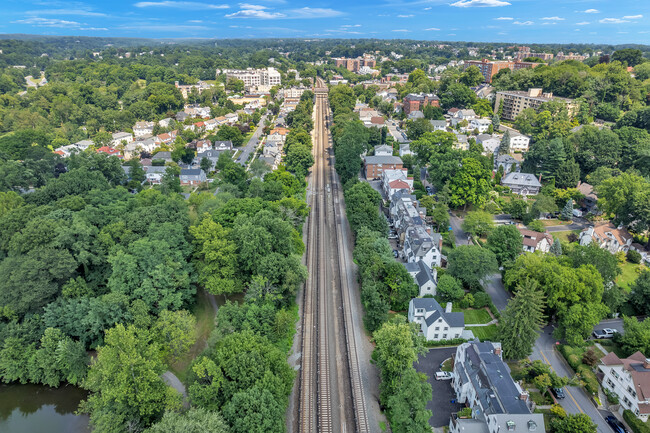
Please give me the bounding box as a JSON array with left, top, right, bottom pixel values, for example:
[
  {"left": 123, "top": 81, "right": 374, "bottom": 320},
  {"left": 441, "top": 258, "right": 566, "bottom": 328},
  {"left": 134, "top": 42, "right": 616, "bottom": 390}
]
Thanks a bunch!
[
  {"left": 441, "top": 358, "right": 453, "bottom": 372},
  {"left": 541, "top": 219, "right": 570, "bottom": 226},
  {"left": 616, "top": 261, "right": 641, "bottom": 290},
  {"left": 169, "top": 289, "right": 216, "bottom": 383},
  {"left": 553, "top": 230, "right": 580, "bottom": 243},
  {"left": 452, "top": 307, "right": 492, "bottom": 325},
  {"left": 466, "top": 324, "right": 498, "bottom": 341}
]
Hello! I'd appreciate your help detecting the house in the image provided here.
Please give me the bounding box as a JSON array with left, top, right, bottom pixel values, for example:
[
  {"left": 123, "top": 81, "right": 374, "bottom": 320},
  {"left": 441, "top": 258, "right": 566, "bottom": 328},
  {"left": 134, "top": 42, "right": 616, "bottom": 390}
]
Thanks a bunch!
[
  {"left": 267, "top": 128, "right": 289, "bottom": 146},
  {"left": 403, "top": 93, "right": 440, "bottom": 115},
  {"left": 494, "top": 154, "right": 520, "bottom": 173},
  {"left": 519, "top": 228, "right": 553, "bottom": 253},
  {"left": 399, "top": 142, "right": 413, "bottom": 157},
  {"left": 144, "top": 166, "right": 166, "bottom": 184},
  {"left": 390, "top": 192, "right": 427, "bottom": 238},
  {"left": 365, "top": 116, "right": 386, "bottom": 128},
  {"left": 405, "top": 260, "right": 438, "bottom": 297},
  {"left": 631, "top": 243, "right": 650, "bottom": 265},
  {"left": 430, "top": 119, "right": 447, "bottom": 131},
  {"left": 124, "top": 138, "right": 157, "bottom": 159},
  {"left": 152, "top": 151, "right": 173, "bottom": 163},
  {"left": 204, "top": 119, "right": 219, "bottom": 131},
  {"left": 403, "top": 226, "right": 442, "bottom": 269},
  {"left": 600, "top": 351, "right": 650, "bottom": 421},
  {"left": 111, "top": 132, "right": 134, "bottom": 147},
  {"left": 194, "top": 139, "right": 212, "bottom": 153},
  {"left": 96, "top": 146, "right": 122, "bottom": 158},
  {"left": 450, "top": 341, "right": 544, "bottom": 433},
  {"left": 476, "top": 134, "right": 500, "bottom": 154},
  {"left": 195, "top": 149, "right": 224, "bottom": 170},
  {"left": 451, "top": 109, "right": 477, "bottom": 126},
  {"left": 175, "top": 111, "right": 189, "bottom": 122},
  {"left": 133, "top": 121, "right": 154, "bottom": 137},
  {"left": 469, "top": 118, "right": 492, "bottom": 133},
  {"left": 214, "top": 141, "right": 233, "bottom": 153},
  {"left": 577, "top": 181, "right": 598, "bottom": 213},
  {"left": 374, "top": 144, "right": 394, "bottom": 157},
  {"left": 509, "top": 132, "right": 530, "bottom": 152},
  {"left": 157, "top": 133, "right": 174, "bottom": 145},
  {"left": 225, "top": 113, "right": 238, "bottom": 124},
  {"left": 159, "top": 118, "right": 173, "bottom": 128},
  {"left": 407, "top": 110, "right": 425, "bottom": 120},
  {"left": 501, "top": 172, "right": 541, "bottom": 196},
  {"left": 382, "top": 168, "right": 413, "bottom": 197},
  {"left": 408, "top": 298, "right": 465, "bottom": 341},
  {"left": 74, "top": 139, "right": 94, "bottom": 150},
  {"left": 579, "top": 222, "right": 633, "bottom": 254},
  {"left": 364, "top": 155, "right": 403, "bottom": 179},
  {"left": 180, "top": 168, "right": 207, "bottom": 185}
]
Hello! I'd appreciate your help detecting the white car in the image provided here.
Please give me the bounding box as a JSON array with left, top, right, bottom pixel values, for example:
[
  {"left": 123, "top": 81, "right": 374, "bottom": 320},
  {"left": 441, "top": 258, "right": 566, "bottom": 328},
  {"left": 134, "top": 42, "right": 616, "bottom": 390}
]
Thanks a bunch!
[
  {"left": 592, "top": 328, "right": 617, "bottom": 339},
  {"left": 435, "top": 371, "right": 453, "bottom": 381}
]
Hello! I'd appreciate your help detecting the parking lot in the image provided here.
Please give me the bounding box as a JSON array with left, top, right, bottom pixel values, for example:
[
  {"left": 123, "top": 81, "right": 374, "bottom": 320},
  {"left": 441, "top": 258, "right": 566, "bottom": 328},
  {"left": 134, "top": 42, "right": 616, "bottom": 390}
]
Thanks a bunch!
[{"left": 414, "top": 347, "right": 464, "bottom": 428}]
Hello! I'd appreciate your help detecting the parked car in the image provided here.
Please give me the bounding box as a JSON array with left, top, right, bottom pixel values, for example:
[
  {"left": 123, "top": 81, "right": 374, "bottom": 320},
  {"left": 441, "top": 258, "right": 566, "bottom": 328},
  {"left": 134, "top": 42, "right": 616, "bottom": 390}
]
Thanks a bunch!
[
  {"left": 605, "top": 415, "right": 628, "bottom": 433},
  {"left": 593, "top": 328, "right": 617, "bottom": 339},
  {"left": 552, "top": 387, "right": 565, "bottom": 399},
  {"left": 435, "top": 371, "right": 453, "bottom": 381},
  {"left": 393, "top": 250, "right": 398, "bottom": 258}
]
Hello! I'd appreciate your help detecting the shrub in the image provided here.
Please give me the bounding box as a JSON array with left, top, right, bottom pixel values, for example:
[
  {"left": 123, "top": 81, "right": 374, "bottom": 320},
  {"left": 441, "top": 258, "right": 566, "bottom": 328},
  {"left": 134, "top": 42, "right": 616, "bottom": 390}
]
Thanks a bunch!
[
  {"left": 472, "top": 292, "right": 490, "bottom": 309},
  {"left": 426, "top": 338, "right": 467, "bottom": 347},
  {"left": 458, "top": 407, "right": 472, "bottom": 418},
  {"left": 628, "top": 250, "right": 642, "bottom": 264},
  {"left": 567, "top": 354, "right": 581, "bottom": 370},
  {"left": 577, "top": 365, "right": 599, "bottom": 395},
  {"left": 624, "top": 409, "right": 650, "bottom": 433},
  {"left": 567, "top": 233, "right": 579, "bottom": 243},
  {"left": 582, "top": 349, "right": 599, "bottom": 367},
  {"left": 604, "top": 388, "right": 620, "bottom": 405},
  {"left": 458, "top": 293, "right": 475, "bottom": 309},
  {"left": 550, "top": 404, "right": 567, "bottom": 418}
]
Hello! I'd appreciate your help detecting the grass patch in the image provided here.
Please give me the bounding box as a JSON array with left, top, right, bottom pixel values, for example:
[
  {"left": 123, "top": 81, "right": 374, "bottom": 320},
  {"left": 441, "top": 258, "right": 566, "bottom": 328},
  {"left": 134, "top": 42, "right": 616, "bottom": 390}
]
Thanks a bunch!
[
  {"left": 379, "top": 421, "right": 387, "bottom": 432},
  {"left": 617, "top": 261, "right": 641, "bottom": 290},
  {"left": 467, "top": 324, "right": 498, "bottom": 341},
  {"left": 169, "top": 289, "right": 216, "bottom": 383},
  {"left": 598, "top": 339, "right": 627, "bottom": 358},
  {"left": 452, "top": 307, "right": 492, "bottom": 325},
  {"left": 541, "top": 219, "right": 570, "bottom": 226},
  {"left": 441, "top": 358, "right": 453, "bottom": 372},
  {"left": 553, "top": 230, "right": 580, "bottom": 243},
  {"left": 529, "top": 390, "right": 553, "bottom": 405}
]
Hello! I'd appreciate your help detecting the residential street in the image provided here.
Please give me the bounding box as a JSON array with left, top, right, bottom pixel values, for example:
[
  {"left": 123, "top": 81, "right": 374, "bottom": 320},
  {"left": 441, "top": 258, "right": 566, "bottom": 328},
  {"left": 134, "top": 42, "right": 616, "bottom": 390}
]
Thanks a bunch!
[
  {"left": 546, "top": 221, "right": 588, "bottom": 232},
  {"left": 450, "top": 212, "right": 614, "bottom": 433},
  {"left": 236, "top": 113, "right": 267, "bottom": 166}
]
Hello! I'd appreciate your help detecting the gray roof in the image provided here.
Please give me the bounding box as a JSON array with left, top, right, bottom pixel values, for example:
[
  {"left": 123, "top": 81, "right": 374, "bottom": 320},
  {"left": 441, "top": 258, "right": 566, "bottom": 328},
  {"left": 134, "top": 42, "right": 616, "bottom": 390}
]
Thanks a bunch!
[
  {"left": 198, "top": 150, "right": 222, "bottom": 159},
  {"left": 145, "top": 166, "right": 167, "bottom": 174},
  {"left": 181, "top": 168, "right": 204, "bottom": 176},
  {"left": 153, "top": 151, "right": 172, "bottom": 160},
  {"left": 408, "top": 110, "right": 424, "bottom": 119},
  {"left": 374, "top": 144, "right": 393, "bottom": 154},
  {"left": 415, "top": 261, "right": 436, "bottom": 287},
  {"left": 364, "top": 155, "right": 403, "bottom": 165},
  {"left": 430, "top": 120, "right": 446, "bottom": 128},
  {"left": 476, "top": 134, "right": 496, "bottom": 142},
  {"left": 404, "top": 262, "right": 420, "bottom": 274},
  {"left": 502, "top": 172, "right": 541, "bottom": 188},
  {"left": 411, "top": 298, "right": 464, "bottom": 328}
]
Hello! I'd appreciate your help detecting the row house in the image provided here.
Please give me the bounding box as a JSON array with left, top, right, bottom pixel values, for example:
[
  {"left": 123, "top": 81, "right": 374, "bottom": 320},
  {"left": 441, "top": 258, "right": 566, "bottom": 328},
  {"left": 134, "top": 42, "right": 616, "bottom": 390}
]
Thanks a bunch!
[
  {"left": 408, "top": 298, "right": 466, "bottom": 342},
  {"left": 403, "top": 225, "right": 442, "bottom": 269},
  {"left": 133, "top": 121, "right": 154, "bottom": 137},
  {"left": 111, "top": 132, "right": 134, "bottom": 147},
  {"left": 600, "top": 351, "right": 650, "bottom": 421},
  {"left": 403, "top": 93, "right": 440, "bottom": 115}
]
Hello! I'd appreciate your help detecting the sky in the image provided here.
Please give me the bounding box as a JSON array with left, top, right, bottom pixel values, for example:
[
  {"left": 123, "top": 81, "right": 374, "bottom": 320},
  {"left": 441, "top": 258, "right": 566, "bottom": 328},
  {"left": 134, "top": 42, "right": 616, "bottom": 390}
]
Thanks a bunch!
[{"left": 2, "top": 0, "right": 650, "bottom": 44}]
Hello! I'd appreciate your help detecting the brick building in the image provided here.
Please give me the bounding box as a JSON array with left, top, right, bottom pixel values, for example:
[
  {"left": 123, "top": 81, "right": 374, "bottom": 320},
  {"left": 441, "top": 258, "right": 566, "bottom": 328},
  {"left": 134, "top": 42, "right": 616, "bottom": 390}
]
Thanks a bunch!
[
  {"left": 465, "top": 59, "right": 543, "bottom": 83},
  {"left": 403, "top": 93, "right": 440, "bottom": 115},
  {"left": 333, "top": 56, "right": 376, "bottom": 73},
  {"left": 494, "top": 88, "right": 578, "bottom": 120},
  {"left": 364, "top": 155, "right": 403, "bottom": 179}
]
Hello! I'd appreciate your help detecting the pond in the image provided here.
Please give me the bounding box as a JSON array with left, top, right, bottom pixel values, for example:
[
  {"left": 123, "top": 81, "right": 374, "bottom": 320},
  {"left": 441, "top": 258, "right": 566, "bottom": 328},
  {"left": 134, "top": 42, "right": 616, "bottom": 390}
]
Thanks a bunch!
[{"left": 0, "top": 383, "right": 90, "bottom": 433}]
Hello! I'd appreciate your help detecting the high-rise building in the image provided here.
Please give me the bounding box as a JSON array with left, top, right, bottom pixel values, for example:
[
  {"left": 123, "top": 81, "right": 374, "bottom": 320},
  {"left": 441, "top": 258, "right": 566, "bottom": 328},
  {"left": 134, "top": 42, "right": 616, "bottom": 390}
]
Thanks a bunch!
[
  {"left": 333, "top": 55, "right": 376, "bottom": 73},
  {"left": 465, "top": 59, "right": 543, "bottom": 83},
  {"left": 494, "top": 88, "right": 578, "bottom": 120}
]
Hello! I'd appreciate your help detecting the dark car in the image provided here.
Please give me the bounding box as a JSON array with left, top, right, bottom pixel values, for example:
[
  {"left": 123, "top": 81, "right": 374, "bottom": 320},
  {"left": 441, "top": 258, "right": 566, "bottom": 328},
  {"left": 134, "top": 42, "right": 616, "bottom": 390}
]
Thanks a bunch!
[
  {"left": 605, "top": 415, "right": 628, "bottom": 433},
  {"left": 552, "top": 387, "right": 565, "bottom": 399}
]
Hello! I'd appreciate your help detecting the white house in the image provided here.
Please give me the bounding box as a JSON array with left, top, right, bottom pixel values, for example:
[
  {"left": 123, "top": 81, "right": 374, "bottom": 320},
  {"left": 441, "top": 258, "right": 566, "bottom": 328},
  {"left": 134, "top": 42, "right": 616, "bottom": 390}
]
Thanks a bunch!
[
  {"left": 133, "top": 121, "right": 154, "bottom": 137},
  {"left": 399, "top": 142, "right": 413, "bottom": 157},
  {"left": 158, "top": 118, "right": 173, "bottom": 128},
  {"left": 430, "top": 119, "right": 447, "bottom": 131},
  {"left": 111, "top": 132, "right": 133, "bottom": 147},
  {"left": 144, "top": 166, "right": 166, "bottom": 184},
  {"left": 204, "top": 119, "right": 219, "bottom": 131},
  {"left": 501, "top": 172, "right": 541, "bottom": 196},
  {"left": 407, "top": 298, "right": 465, "bottom": 341},
  {"left": 451, "top": 109, "right": 477, "bottom": 126},
  {"left": 600, "top": 351, "right": 650, "bottom": 421},
  {"left": 579, "top": 222, "right": 633, "bottom": 254},
  {"left": 469, "top": 118, "right": 492, "bottom": 133},
  {"left": 509, "top": 132, "right": 530, "bottom": 152},
  {"left": 450, "top": 341, "right": 544, "bottom": 433},
  {"left": 519, "top": 228, "right": 553, "bottom": 253},
  {"left": 405, "top": 261, "right": 438, "bottom": 297},
  {"left": 73, "top": 139, "right": 94, "bottom": 150},
  {"left": 403, "top": 226, "right": 442, "bottom": 269},
  {"left": 476, "top": 134, "right": 500, "bottom": 154},
  {"left": 374, "top": 144, "right": 394, "bottom": 157},
  {"left": 382, "top": 168, "right": 413, "bottom": 197}
]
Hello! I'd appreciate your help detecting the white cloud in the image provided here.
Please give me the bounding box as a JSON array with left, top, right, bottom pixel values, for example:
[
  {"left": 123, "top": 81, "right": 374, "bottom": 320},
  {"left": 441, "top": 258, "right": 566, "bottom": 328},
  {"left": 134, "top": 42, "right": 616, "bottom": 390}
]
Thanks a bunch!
[
  {"left": 424, "top": 6, "right": 432, "bottom": 10},
  {"left": 513, "top": 20, "right": 534, "bottom": 25},
  {"left": 12, "top": 17, "right": 81, "bottom": 27},
  {"left": 134, "top": 1, "right": 229, "bottom": 9},
  {"left": 80, "top": 27, "right": 108, "bottom": 30},
  {"left": 450, "top": 0, "right": 510, "bottom": 7},
  {"left": 582, "top": 9, "right": 599, "bottom": 13},
  {"left": 226, "top": 9, "right": 284, "bottom": 18},
  {"left": 448, "top": 33, "right": 456, "bottom": 35},
  {"left": 424, "top": 27, "right": 440, "bottom": 30},
  {"left": 392, "top": 29, "right": 410, "bottom": 32},
  {"left": 541, "top": 16, "right": 564, "bottom": 21},
  {"left": 238, "top": 3, "right": 267, "bottom": 10},
  {"left": 576, "top": 21, "right": 590, "bottom": 25},
  {"left": 341, "top": 24, "right": 361, "bottom": 27},
  {"left": 188, "top": 19, "right": 203, "bottom": 22},
  {"left": 287, "top": 7, "right": 343, "bottom": 18},
  {"left": 541, "top": 22, "right": 556, "bottom": 25},
  {"left": 398, "top": 14, "right": 414, "bottom": 17},
  {"left": 599, "top": 18, "right": 629, "bottom": 23},
  {"left": 495, "top": 16, "right": 513, "bottom": 20},
  {"left": 25, "top": 8, "right": 107, "bottom": 17},
  {"left": 623, "top": 14, "right": 643, "bottom": 19},
  {"left": 119, "top": 24, "right": 209, "bottom": 31}
]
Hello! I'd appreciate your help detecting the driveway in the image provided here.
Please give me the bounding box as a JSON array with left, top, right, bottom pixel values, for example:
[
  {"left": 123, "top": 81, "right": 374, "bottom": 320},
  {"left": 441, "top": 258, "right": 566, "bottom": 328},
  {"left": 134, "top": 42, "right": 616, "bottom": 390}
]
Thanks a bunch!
[
  {"left": 546, "top": 222, "right": 587, "bottom": 232},
  {"left": 483, "top": 273, "right": 510, "bottom": 311},
  {"left": 236, "top": 114, "right": 267, "bottom": 166},
  {"left": 449, "top": 214, "right": 470, "bottom": 246},
  {"left": 415, "top": 347, "right": 463, "bottom": 428}
]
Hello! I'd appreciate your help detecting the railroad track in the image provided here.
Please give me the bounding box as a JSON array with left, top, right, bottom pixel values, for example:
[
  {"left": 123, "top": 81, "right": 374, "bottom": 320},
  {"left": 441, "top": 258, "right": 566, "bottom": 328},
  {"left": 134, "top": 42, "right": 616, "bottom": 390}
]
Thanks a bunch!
[{"left": 298, "top": 78, "right": 369, "bottom": 433}]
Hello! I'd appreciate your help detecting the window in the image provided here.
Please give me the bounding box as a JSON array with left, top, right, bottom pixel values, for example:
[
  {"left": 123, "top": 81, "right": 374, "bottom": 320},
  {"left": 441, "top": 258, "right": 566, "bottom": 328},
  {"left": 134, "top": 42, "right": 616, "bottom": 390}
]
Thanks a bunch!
[
  {"left": 443, "top": 334, "right": 448, "bottom": 339},
  {"left": 455, "top": 334, "right": 460, "bottom": 338},
  {"left": 434, "top": 334, "right": 439, "bottom": 339},
  {"left": 435, "top": 327, "right": 440, "bottom": 331},
  {"left": 444, "top": 327, "right": 449, "bottom": 331}
]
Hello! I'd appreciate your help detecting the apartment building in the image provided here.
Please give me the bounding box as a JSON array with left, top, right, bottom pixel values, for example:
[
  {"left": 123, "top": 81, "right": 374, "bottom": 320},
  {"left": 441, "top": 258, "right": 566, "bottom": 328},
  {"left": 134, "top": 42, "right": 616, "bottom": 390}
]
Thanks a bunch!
[
  {"left": 515, "top": 47, "right": 554, "bottom": 61},
  {"left": 333, "top": 55, "right": 376, "bottom": 72},
  {"left": 220, "top": 67, "right": 281, "bottom": 89},
  {"left": 600, "top": 351, "right": 650, "bottom": 421},
  {"left": 494, "top": 88, "right": 578, "bottom": 120},
  {"left": 403, "top": 93, "right": 440, "bottom": 115},
  {"left": 465, "top": 59, "right": 542, "bottom": 83}
]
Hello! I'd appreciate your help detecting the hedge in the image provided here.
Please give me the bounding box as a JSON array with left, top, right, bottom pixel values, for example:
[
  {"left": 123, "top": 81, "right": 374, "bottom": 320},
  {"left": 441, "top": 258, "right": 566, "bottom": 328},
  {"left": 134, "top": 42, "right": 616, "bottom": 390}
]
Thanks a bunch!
[
  {"left": 624, "top": 409, "right": 650, "bottom": 433},
  {"left": 558, "top": 345, "right": 599, "bottom": 395},
  {"left": 426, "top": 338, "right": 467, "bottom": 348}
]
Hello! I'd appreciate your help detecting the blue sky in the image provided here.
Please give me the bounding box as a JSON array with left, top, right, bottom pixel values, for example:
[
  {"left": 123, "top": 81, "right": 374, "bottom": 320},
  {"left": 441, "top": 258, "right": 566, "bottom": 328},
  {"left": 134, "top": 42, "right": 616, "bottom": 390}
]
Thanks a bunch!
[{"left": 2, "top": 0, "right": 649, "bottom": 44}]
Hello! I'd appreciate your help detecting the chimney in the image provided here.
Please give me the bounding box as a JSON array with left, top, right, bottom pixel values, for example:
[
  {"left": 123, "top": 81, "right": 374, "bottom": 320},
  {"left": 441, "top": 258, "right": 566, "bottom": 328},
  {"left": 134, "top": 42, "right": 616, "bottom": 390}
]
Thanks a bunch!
[
  {"left": 494, "top": 347, "right": 502, "bottom": 356},
  {"left": 644, "top": 359, "right": 650, "bottom": 369},
  {"left": 519, "top": 391, "right": 529, "bottom": 401},
  {"left": 445, "top": 302, "right": 453, "bottom": 313}
]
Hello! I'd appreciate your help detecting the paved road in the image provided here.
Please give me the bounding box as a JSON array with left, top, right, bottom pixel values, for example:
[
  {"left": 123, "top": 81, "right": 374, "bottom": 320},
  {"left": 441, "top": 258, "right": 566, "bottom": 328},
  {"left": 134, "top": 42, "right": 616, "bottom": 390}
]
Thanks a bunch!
[
  {"left": 449, "top": 214, "right": 470, "bottom": 246},
  {"left": 415, "top": 347, "right": 462, "bottom": 428},
  {"left": 236, "top": 114, "right": 267, "bottom": 166},
  {"left": 546, "top": 222, "right": 587, "bottom": 232}
]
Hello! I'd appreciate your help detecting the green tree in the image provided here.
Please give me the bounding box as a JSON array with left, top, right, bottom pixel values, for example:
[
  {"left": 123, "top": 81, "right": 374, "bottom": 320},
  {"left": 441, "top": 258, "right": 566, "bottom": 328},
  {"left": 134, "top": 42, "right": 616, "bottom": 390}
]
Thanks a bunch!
[
  {"left": 161, "top": 165, "right": 182, "bottom": 194},
  {"left": 447, "top": 246, "right": 498, "bottom": 288},
  {"left": 487, "top": 224, "right": 523, "bottom": 266},
  {"left": 200, "top": 157, "right": 212, "bottom": 174},
  {"left": 460, "top": 65, "right": 484, "bottom": 87},
  {"left": 222, "top": 386, "right": 285, "bottom": 433},
  {"left": 462, "top": 211, "right": 495, "bottom": 238},
  {"left": 498, "top": 131, "right": 510, "bottom": 155},
  {"left": 215, "top": 126, "right": 245, "bottom": 147},
  {"left": 550, "top": 238, "right": 563, "bottom": 256},
  {"left": 436, "top": 274, "right": 465, "bottom": 302},
  {"left": 560, "top": 199, "right": 573, "bottom": 220},
  {"left": 617, "top": 316, "right": 650, "bottom": 356},
  {"left": 284, "top": 143, "right": 314, "bottom": 178},
  {"left": 499, "top": 280, "right": 546, "bottom": 360},
  {"left": 449, "top": 158, "right": 491, "bottom": 209},
  {"left": 406, "top": 117, "right": 434, "bottom": 140},
  {"left": 472, "top": 99, "right": 493, "bottom": 117},
  {"left": 549, "top": 413, "right": 597, "bottom": 433},
  {"left": 386, "top": 368, "right": 432, "bottom": 433},
  {"left": 567, "top": 242, "right": 621, "bottom": 284},
  {"left": 80, "top": 324, "right": 181, "bottom": 432},
  {"left": 152, "top": 310, "right": 196, "bottom": 364},
  {"left": 629, "top": 270, "right": 650, "bottom": 315},
  {"left": 611, "top": 48, "right": 644, "bottom": 66},
  {"left": 145, "top": 408, "right": 229, "bottom": 433}
]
